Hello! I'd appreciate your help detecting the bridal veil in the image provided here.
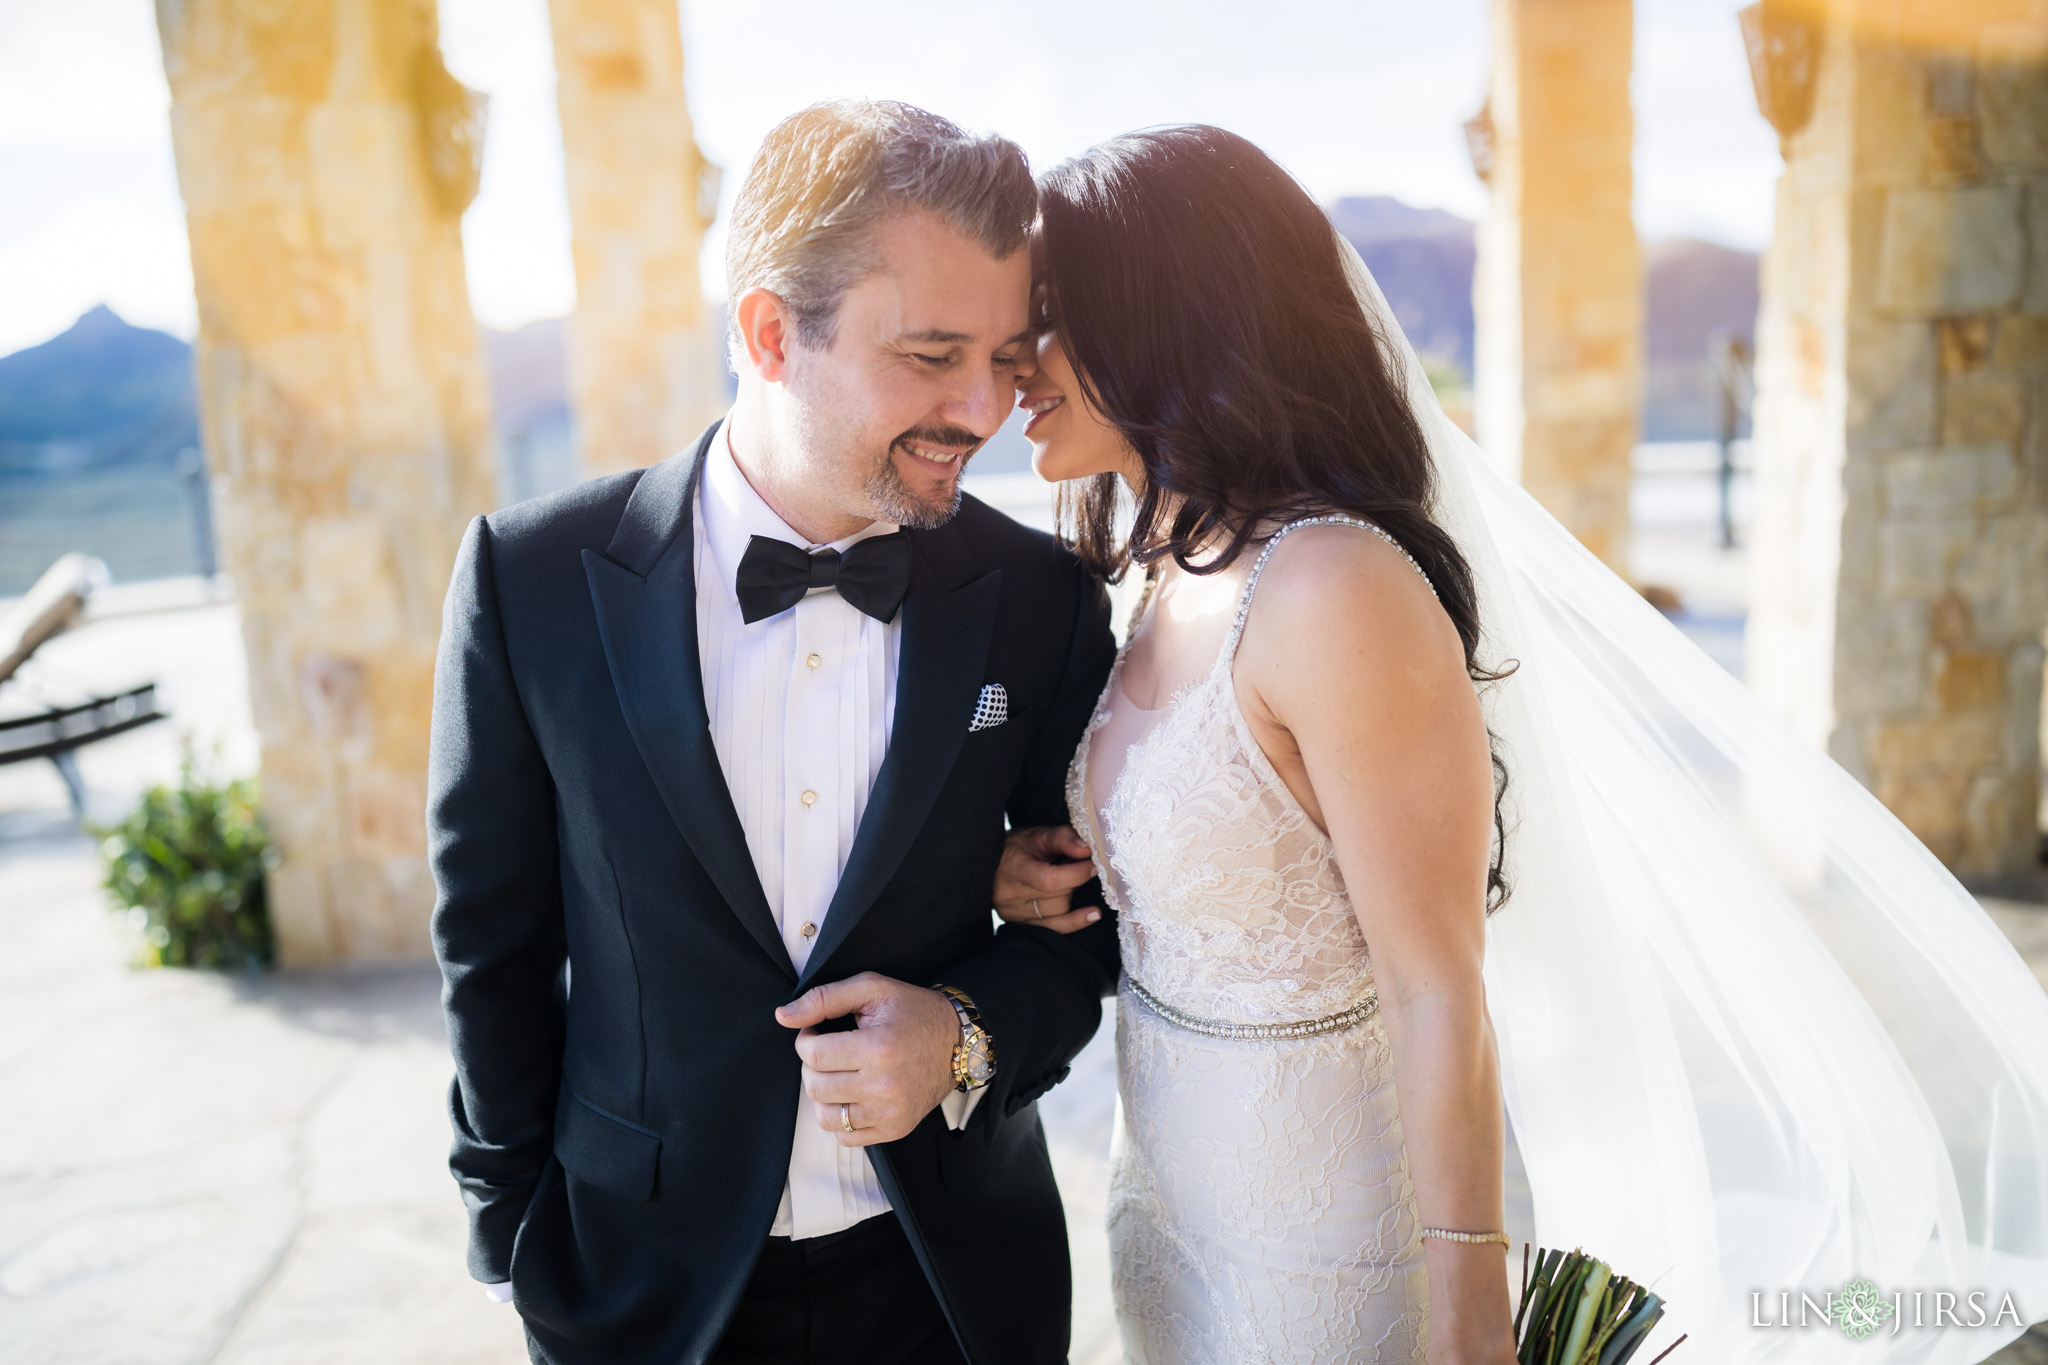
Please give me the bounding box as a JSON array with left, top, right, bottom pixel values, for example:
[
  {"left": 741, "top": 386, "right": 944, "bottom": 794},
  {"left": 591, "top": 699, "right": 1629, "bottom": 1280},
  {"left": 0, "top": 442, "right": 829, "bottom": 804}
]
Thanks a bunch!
[{"left": 1334, "top": 235, "right": 2048, "bottom": 1363}]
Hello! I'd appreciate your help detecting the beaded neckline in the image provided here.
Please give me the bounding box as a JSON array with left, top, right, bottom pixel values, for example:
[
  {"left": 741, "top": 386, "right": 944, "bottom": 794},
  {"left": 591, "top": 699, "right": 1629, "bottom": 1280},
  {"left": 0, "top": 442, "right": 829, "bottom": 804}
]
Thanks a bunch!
[{"left": 1220, "top": 514, "right": 1438, "bottom": 663}]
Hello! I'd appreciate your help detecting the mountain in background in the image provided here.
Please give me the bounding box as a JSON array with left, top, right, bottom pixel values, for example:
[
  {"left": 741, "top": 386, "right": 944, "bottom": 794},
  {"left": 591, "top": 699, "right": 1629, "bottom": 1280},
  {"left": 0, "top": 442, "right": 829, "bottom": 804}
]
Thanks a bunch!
[
  {"left": 1644, "top": 237, "right": 1761, "bottom": 439},
  {"left": 0, "top": 219, "right": 1761, "bottom": 510},
  {"left": 1329, "top": 196, "right": 1478, "bottom": 380},
  {"left": 0, "top": 305, "right": 199, "bottom": 481},
  {"left": 1328, "top": 197, "right": 1759, "bottom": 439},
  {"left": 485, "top": 316, "right": 571, "bottom": 435},
  {"left": 0, "top": 308, "right": 205, "bottom": 590},
  {"left": 483, "top": 317, "right": 578, "bottom": 503}
]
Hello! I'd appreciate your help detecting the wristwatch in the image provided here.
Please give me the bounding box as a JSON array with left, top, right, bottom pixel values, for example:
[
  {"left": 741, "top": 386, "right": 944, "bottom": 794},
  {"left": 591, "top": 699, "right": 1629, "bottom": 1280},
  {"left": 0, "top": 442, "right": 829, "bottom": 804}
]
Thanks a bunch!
[{"left": 935, "top": 985, "right": 996, "bottom": 1092}]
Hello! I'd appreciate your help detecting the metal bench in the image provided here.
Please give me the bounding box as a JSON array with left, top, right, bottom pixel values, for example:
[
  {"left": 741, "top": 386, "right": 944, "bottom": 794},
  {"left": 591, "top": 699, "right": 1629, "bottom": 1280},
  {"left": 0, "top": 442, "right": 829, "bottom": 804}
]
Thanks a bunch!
[{"left": 0, "top": 554, "right": 167, "bottom": 816}]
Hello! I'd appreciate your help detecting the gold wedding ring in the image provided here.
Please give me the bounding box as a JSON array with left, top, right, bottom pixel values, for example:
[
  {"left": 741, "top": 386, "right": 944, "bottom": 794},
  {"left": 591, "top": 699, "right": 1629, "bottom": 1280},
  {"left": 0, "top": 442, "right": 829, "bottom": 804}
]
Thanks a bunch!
[{"left": 840, "top": 1103, "right": 853, "bottom": 1132}]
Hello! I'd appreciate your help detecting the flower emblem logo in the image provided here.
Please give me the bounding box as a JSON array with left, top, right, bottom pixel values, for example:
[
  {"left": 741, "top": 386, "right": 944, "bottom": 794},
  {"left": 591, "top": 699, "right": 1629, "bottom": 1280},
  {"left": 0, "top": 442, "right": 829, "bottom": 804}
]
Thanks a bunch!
[{"left": 1830, "top": 1278, "right": 1896, "bottom": 1340}]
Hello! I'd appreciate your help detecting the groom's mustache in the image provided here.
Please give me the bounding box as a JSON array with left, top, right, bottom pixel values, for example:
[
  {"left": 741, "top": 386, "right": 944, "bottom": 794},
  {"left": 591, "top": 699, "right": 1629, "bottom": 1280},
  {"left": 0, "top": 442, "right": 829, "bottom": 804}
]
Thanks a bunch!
[{"left": 893, "top": 423, "right": 986, "bottom": 460}]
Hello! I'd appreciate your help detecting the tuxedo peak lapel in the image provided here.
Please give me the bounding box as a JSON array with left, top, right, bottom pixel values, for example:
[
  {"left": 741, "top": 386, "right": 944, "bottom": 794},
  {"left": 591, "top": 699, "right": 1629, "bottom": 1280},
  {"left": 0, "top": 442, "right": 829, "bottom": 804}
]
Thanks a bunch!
[
  {"left": 799, "top": 533, "right": 1000, "bottom": 990},
  {"left": 603, "top": 425, "right": 716, "bottom": 575},
  {"left": 585, "top": 425, "right": 790, "bottom": 978}
]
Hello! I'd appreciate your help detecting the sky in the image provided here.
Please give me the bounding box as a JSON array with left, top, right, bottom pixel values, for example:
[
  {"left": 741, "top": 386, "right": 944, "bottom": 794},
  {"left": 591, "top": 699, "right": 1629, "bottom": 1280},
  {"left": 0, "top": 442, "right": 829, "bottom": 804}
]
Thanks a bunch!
[{"left": 0, "top": 0, "right": 1782, "bottom": 355}]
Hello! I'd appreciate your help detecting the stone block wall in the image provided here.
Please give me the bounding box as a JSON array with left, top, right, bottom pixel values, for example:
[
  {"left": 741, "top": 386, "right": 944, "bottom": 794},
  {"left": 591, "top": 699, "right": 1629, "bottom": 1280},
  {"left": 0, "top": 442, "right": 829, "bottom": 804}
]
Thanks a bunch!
[
  {"left": 1749, "top": 0, "right": 2048, "bottom": 875},
  {"left": 547, "top": 0, "right": 727, "bottom": 476},
  {"left": 158, "top": 0, "right": 498, "bottom": 961}
]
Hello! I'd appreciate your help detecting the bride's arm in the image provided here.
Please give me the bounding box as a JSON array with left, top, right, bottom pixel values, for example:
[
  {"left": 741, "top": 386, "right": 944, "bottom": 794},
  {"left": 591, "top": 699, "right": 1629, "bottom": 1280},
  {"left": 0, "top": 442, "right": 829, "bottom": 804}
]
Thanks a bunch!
[{"left": 1238, "top": 526, "right": 1516, "bottom": 1365}]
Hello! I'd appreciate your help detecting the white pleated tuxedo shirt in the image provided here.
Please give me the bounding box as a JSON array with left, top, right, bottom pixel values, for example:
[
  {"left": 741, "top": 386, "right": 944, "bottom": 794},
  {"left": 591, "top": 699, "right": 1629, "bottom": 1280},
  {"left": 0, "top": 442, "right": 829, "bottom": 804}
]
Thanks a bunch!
[{"left": 695, "top": 420, "right": 980, "bottom": 1241}]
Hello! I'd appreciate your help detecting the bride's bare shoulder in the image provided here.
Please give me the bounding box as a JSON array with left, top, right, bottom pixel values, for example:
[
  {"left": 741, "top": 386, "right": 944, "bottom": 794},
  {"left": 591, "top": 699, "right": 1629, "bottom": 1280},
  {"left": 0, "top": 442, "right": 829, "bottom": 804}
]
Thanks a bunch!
[{"left": 1238, "top": 521, "right": 1467, "bottom": 692}]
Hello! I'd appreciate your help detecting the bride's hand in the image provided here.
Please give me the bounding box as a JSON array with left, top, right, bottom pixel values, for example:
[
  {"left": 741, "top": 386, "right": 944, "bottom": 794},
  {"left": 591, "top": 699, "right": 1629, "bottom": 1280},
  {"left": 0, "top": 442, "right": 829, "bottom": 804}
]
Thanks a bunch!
[{"left": 993, "top": 826, "right": 1102, "bottom": 935}]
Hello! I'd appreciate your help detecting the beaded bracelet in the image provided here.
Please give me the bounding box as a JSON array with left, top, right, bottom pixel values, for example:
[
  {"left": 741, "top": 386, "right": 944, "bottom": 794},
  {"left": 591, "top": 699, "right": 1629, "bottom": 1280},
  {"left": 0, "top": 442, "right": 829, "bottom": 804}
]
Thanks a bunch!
[{"left": 1421, "top": 1227, "right": 1512, "bottom": 1248}]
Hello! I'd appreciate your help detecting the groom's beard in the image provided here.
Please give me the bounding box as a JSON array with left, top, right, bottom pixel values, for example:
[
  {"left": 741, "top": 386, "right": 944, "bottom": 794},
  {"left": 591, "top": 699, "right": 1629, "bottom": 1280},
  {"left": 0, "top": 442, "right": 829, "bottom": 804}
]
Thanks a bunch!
[{"left": 867, "top": 423, "right": 982, "bottom": 529}]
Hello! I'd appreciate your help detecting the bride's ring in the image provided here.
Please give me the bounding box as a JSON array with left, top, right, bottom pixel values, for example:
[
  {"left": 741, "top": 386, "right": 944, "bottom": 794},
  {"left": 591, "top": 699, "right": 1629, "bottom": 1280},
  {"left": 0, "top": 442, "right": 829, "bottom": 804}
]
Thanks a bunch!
[
  {"left": 840, "top": 1103, "right": 853, "bottom": 1132},
  {"left": 1031, "top": 899, "right": 1044, "bottom": 920}
]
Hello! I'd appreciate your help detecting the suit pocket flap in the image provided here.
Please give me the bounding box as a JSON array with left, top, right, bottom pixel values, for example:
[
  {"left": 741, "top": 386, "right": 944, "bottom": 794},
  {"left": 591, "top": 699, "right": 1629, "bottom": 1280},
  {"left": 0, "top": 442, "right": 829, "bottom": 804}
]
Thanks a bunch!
[{"left": 555, "top": 1089, "right": 661, "bottom": 1201}]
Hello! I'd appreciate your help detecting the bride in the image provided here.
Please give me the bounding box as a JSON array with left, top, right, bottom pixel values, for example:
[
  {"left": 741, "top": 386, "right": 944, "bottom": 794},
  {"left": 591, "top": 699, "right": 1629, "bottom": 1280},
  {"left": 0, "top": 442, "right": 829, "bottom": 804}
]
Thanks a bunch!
[
  {"left": 1001, "top": 124, "right": 1515, "bottom": 1365},
  {"left": 994, "top": 125, "right": 2048, "bottom": 1365}
]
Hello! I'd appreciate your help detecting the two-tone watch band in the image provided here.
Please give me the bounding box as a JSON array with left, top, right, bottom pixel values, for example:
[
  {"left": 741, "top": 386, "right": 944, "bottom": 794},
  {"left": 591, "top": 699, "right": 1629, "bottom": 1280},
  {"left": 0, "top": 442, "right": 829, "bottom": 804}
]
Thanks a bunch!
[{"left": 935, "top": 984, "right": 996, "bottom": 1093}]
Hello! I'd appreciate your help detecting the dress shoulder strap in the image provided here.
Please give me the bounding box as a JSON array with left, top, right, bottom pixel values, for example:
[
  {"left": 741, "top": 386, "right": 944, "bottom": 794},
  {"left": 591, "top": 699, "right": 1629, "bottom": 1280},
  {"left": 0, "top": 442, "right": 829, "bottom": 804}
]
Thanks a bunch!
[
  {"left": 1126, "top": 565, "right": 1161, "bottom": 640},
  {"left": 1221, "top": 514, "right": 1440, "bottom": 661}
]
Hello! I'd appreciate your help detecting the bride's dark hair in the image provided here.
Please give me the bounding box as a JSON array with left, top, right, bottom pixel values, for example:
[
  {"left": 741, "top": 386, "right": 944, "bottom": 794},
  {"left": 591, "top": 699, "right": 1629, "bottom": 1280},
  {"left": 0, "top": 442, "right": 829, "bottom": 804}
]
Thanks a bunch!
[{"left": 1036, "top": 123, "right": 1511, "bottom": 908}]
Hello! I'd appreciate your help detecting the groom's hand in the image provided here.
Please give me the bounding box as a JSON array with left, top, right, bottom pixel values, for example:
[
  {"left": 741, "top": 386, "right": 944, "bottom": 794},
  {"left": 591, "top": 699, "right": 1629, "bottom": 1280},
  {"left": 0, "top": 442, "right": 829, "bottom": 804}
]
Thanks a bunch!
[{"left": 775, "top": 973, "right": 959, "bottom": 1146}]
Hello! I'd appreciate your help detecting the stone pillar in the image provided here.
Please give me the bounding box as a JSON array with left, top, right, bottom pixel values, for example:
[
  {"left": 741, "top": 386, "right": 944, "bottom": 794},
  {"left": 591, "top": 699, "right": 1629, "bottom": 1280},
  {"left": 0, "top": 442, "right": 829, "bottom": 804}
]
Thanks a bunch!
[
  {"left": 1472, "top": 0, "right": 1643, "bottom": 572},
  {"left": 547, "top": 0, "right": 725, "bottom": 477},
  {"left": 157, "top": 0, "right": 498, "bottom": 962},
  {"left": 1747, "top": 1, "right": 2048, "bottom": 875}
]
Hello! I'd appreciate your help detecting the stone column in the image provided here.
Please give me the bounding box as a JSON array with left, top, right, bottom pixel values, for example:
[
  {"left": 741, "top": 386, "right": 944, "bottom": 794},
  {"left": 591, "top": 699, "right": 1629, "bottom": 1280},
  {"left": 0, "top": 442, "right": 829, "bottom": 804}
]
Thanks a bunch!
[
  {"left": 547, "top": 0, "right": 725, "bottom": 477},
  {"left": 157, "top": 0, "right": 498, "bottom": 963},
  {"left": 1472, "top": 0, "right": 1643, "bottom": 572},
  {"left": 1747, "top": 1, "right": 2048, "bottom": 875}
]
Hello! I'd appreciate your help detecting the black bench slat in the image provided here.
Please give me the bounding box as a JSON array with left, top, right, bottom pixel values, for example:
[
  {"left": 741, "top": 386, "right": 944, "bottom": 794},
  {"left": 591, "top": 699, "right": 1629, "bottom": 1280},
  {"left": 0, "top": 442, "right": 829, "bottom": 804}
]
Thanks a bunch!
[{"left": 0, "top": 684, "right": 165, "bottom": 764}]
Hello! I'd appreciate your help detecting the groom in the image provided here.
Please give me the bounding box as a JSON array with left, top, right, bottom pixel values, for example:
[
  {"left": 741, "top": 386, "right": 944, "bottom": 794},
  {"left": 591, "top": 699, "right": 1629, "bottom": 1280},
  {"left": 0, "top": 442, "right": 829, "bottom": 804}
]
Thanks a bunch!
[{"left": 428, "top": 101, "right": 1118, "bottom": 1364}]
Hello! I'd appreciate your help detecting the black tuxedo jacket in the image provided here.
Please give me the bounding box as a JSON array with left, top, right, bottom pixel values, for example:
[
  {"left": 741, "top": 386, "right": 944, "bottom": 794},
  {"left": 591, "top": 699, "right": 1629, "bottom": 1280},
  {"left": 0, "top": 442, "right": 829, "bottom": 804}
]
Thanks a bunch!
[{"left": 428, "top": 425, "right": 1120, "bottom": 1365}]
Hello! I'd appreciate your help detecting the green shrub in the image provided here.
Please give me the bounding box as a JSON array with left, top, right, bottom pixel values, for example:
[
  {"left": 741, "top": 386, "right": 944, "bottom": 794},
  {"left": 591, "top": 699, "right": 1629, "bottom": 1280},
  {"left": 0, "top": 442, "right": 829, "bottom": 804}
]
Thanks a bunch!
[{"left": 97, "top": 759, "right": 277, "bottom": 971}]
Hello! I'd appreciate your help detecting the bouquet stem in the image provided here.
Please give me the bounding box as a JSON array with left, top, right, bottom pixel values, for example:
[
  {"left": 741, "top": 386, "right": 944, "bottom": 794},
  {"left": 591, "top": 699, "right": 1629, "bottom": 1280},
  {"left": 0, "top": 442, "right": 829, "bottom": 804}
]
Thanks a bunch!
[{"left": 1512, "top": 1245, "right": 1680, "bottom": 1365}]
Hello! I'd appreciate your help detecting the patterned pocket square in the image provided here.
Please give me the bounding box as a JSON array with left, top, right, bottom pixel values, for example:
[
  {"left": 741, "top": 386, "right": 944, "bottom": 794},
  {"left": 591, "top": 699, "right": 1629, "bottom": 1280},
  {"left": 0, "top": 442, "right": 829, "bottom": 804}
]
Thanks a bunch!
[{"left": 968, "top": 683, "right": 1008, "bottom": 732}]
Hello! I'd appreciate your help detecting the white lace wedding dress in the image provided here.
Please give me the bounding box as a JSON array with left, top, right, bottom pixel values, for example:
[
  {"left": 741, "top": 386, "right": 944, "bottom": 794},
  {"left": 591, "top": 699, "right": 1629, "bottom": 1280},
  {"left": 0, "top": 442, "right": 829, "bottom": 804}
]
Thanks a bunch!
[
  {"left": 1040, "top": 230, "right": 2048, "bottom": 1364},
  {"left": 1067, "top": 516, "right": 1434, "bottom": 1365}
]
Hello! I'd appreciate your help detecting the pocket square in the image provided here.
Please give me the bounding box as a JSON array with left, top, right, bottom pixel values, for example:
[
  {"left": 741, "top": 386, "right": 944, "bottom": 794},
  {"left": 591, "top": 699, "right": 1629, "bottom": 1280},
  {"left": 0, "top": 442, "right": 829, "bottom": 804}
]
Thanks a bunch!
[{"left": 968, "top": 683, "right": 1008, "bottom": 732}]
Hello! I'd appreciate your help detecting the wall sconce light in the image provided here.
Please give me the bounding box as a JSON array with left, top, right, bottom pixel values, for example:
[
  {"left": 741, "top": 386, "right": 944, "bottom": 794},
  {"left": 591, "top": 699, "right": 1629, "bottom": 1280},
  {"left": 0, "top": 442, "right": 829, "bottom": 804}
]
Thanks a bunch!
[
  {"left": 414, "top": 45, "right": 489, "bottom": 217},
  {"left": 1464, "top": 104, "right": 1495, "bottom": 186},
  {"left": 1740, "top": 1, "right": 1822, "bottom": 154}
]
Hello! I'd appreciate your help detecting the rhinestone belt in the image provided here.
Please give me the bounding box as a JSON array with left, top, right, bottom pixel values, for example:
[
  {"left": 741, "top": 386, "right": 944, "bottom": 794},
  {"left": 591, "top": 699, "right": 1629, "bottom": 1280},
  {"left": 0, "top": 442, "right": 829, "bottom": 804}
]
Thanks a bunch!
[{"left": 1125, "top": 974, "right": 1379, "bottom": 1040}]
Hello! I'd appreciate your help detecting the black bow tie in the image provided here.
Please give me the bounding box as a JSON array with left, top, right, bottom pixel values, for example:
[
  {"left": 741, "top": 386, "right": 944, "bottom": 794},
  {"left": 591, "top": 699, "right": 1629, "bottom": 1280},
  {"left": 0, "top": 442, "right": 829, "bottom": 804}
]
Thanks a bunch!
[{"left": 734, "top": 532, "right": 912, "bottom": 625}]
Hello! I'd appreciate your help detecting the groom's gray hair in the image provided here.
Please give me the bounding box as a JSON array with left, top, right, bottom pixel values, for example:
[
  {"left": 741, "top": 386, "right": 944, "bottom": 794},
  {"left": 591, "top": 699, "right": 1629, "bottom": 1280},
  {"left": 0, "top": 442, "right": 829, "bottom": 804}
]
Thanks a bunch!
[{"left": 725, "top": 100, "right": 1036, "bottom": 353}]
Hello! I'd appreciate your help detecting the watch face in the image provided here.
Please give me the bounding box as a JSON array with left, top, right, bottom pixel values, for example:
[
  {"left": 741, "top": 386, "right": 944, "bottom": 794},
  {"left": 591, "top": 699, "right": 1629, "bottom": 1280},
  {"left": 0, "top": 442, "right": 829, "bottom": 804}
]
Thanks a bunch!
[
  {"left": 959, "top": 1026, "right": 996, "bottom": 1086},
  {"left": 942, "top": 988, "right": 995, "bottom": 1090}
]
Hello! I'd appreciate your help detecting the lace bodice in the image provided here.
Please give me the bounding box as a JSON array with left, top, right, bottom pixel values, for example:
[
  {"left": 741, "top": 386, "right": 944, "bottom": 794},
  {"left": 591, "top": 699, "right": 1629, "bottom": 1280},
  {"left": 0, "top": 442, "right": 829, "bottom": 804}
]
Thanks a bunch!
[{"left": 1066, "top": 515, "right": 1434, "bottom": 1025}]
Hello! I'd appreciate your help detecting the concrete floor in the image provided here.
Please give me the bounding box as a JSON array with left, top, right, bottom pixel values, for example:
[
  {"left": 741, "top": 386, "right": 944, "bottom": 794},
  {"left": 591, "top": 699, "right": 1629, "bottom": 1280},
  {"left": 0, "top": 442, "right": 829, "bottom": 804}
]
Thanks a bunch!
[
  {"left": 0, "top": 819, "right": 1130, "bottom": 1365},
  {"left": 3, "top": 578, "right": 2045, "bottom": 1364},
  {"left": 0, "top": 833, "right": 528, "bottom": 1364}
]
